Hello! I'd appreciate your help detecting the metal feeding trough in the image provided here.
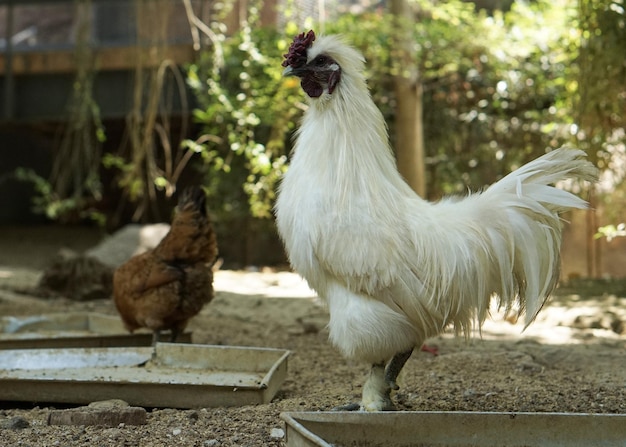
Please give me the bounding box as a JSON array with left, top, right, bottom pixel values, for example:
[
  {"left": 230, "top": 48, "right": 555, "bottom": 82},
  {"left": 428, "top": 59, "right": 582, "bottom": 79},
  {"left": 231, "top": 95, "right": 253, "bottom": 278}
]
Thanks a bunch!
[
  {"left": 0, "top": 343, "right": 289, "bottom": 408},
  {"left": 281, "top": 411, "right": 626, "bottom": 447},
  {"left": 0, "top": 312, "right": 191, "bottom": 349}
]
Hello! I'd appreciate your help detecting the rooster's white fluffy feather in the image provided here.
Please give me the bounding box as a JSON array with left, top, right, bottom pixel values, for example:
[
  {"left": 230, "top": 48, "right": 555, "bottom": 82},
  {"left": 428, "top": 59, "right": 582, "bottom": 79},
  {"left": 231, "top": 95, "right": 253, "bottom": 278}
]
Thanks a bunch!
[{"left": 275, "top": 31, "right": 598, "bottom": 411}]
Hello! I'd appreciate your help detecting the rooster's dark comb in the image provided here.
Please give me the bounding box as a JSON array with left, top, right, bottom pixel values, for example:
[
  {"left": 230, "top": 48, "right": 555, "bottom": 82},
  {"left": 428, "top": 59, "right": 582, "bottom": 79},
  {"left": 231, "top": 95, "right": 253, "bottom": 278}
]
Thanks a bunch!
[{"left": 282, "top": 30, "right": 316, "bottom": 68}]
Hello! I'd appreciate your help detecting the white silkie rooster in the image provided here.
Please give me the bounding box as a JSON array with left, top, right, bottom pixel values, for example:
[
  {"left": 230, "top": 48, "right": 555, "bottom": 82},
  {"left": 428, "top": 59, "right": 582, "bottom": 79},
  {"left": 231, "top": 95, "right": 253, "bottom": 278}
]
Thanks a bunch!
[{"left": 274, "top": 30, "right": 598, "bottom": 411}]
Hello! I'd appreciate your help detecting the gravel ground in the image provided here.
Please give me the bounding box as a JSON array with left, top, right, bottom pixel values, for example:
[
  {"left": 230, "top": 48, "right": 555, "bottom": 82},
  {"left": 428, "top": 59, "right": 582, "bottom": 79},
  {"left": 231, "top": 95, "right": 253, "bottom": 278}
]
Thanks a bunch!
[{"left": 0, "top": 226, "right": 624, "bottom": 446}]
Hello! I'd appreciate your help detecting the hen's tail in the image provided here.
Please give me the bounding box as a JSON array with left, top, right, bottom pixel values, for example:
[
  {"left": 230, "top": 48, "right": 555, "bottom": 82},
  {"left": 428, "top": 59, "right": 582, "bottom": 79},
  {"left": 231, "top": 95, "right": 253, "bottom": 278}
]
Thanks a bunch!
[
  {"left": 484, "top": 148, "right": 598, "bottom": 326},
  {"left": 157, "top": 186, "right": 218, "bottom": 265},
  {"left": 178, "top": 186, "right": 208, "bottom": 216}
]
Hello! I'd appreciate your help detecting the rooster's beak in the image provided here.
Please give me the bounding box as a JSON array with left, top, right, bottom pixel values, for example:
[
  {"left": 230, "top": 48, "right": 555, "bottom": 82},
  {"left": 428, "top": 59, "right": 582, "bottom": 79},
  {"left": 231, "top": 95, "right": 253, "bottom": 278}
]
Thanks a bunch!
[{"left": 283, "top": 65, "right": 308, "bottom": 78}]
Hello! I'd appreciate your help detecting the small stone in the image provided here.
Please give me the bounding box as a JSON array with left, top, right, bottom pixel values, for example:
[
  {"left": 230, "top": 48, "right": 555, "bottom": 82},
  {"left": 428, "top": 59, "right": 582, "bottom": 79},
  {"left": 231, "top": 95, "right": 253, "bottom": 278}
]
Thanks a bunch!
[
  {"left": 88, "top": 399, "right": 129, "bottom": 409},
  {"left": 204, "top": 440, "right": 220, "bottom": 447},
  {"left": 270, "top": 427, "right": 285, "bottom": 438},
  {"left": 1, "top": 416, "right": 30, "bottom": 429},
  {"left": 48, "top": 404, "right": 147, "bottom": 427},
  {"left": 172, "top": 428, "right": 182, "bottom": 436},
  {"left": 463, "top": 389, "right": 476, "bottom": 398}
]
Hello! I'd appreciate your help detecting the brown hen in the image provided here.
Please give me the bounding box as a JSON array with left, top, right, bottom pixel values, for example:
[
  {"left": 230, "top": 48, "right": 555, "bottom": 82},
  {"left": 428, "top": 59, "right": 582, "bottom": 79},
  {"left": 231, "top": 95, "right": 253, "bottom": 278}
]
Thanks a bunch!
[{"left": 113, "top": 186, "right": 218, "bottom": 344}]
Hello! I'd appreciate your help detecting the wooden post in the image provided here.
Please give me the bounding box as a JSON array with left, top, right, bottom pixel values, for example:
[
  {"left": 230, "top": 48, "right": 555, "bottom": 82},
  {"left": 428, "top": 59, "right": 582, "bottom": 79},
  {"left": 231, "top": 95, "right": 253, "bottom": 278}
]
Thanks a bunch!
[{"left": 390, "top": 0, "right": 426, "bottom": 198}]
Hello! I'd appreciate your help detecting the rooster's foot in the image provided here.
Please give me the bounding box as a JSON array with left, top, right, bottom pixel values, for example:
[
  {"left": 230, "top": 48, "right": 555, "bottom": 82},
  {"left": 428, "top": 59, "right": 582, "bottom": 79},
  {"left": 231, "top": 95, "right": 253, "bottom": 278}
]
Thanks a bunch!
[
  {"left": 420, "top": 344, "right": 438, "bottom": 356},
  {"left": 333, "top": 362, "right": 396, "bottom": 411},
  {"left": 336, "top": 349, "right": 415, "bottom": 411},
  {"left": 332, "top": 399, "right": 396, "bottom": 411},
  {"left": 360, "top": 395, "right": 396, "bottom": 411},
  {"left": 353, "top": 349, "right": 415, "bottom": 411},
  {"left": 359, "top": 362, "right": 396, "bottom": 411}
]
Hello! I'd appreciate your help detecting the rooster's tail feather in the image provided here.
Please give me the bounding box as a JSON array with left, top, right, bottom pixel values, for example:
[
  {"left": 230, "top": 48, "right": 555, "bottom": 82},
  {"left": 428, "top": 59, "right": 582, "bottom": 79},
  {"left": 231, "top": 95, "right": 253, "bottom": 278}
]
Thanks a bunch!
[
  {"left": 484, "top": 148, "right": 597, "bottom": 326},
  {"left": 487, "top": 148, "right": 597, "bottom": 210}
]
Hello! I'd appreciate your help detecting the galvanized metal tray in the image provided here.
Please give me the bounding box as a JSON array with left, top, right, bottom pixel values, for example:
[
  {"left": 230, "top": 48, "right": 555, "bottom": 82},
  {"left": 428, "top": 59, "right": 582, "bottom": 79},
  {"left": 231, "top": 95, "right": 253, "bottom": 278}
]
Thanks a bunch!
[
  {"left": 0, "top": 313, "right": 191, "bottom": 349},
  {"left": 281, "top": 411, "right": 626, "bottom": 447},
  {"left": 0, "top": 343, "right": 289, "bottom": 408}
]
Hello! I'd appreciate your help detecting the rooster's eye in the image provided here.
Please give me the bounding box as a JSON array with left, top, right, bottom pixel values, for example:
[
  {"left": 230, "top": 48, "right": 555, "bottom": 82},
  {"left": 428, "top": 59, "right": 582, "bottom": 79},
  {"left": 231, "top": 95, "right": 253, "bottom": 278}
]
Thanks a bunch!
[{"left": 312, "top": 55, "right": 328, "bottom": 66}]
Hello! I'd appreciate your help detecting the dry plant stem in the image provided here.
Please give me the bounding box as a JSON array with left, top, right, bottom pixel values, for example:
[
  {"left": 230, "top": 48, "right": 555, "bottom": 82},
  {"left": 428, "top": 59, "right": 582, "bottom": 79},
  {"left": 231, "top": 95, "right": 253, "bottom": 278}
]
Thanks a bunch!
[{"left": 51, "top": 0, "right": 101, "bottom": 204}]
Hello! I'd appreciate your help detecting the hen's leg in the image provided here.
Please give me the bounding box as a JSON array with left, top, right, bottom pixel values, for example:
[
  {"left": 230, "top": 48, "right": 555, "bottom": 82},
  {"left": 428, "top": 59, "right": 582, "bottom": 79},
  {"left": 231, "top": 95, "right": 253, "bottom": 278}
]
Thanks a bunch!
[
  {"left": 170, "top": 328, "right": 179, "bottom": 343},
  {"left": 149, "top": 330, "right": 161, "bottom": 361},
  {"left": 151, "top": 330, "right": 160, "bottom": 346}
]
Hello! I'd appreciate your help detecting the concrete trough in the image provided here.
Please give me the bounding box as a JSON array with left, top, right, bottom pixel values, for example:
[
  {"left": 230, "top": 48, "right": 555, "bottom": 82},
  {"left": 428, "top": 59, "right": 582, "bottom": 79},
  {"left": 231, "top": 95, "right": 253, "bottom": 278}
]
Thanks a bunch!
[
  {"left": 0, "top": 343, "right": 289, "bottom": 408},
  {"left": 0, "top": 312, "right": 191, "bottom": 349},
  {"left": 281, "top": 411, "right": 626, "bottom": 447}
]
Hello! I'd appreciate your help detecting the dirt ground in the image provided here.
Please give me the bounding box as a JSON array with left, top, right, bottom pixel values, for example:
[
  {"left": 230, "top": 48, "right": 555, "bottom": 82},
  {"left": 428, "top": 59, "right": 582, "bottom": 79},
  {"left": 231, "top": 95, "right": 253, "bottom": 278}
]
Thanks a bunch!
[{"left": 0, "top": 225, "right": 624, "bottom": 446}]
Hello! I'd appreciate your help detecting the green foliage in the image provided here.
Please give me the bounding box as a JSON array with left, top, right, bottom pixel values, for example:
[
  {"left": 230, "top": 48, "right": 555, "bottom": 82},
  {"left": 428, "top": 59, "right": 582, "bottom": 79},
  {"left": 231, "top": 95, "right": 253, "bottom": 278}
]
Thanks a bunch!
[
  {"left": 187, "top": 0, "right": 619, "bottom": 219},
  {"left": 17, "top": 0, "right": 107, "bottom": 226},
  {"left": 323, "top": 1, "right": 580, "bottom": 196},
  {"left": 185, "top": 25, "right": 301, "bottom": 220},
  {"left": 13, "top": 168, "right": 106, "bottom": 225},
  {"left": 413, "top": 0, "right": 581, "bottom": 196},
  {"left": 576, "top": 0, "right": 626, "bottom": 227},
  {"left": 595, "top": 223, "right": 626, "bottom": 241},
  {"left": 577, "top": 0, "right": 626, "bottom": 150}
]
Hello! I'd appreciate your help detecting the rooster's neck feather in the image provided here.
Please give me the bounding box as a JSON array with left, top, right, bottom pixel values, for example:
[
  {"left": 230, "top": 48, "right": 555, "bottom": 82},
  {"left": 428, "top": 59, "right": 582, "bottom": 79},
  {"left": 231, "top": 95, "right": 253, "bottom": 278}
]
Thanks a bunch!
[{"left": 294, "top": 38, "right": 413, "bottom": 206}]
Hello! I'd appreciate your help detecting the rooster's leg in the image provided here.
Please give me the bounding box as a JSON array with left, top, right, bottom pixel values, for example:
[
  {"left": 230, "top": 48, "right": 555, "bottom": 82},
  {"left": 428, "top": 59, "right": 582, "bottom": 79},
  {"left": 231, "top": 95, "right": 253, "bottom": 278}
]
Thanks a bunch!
[
  {"left": 334, "top": 349, "right": 414, "bottom": 412},
  {"left": 332, "top": 361, "right": 390, "bottom": 412},
  {"left": 361, "top": 361, "right": 395, "bottom": 411},
  {"left": 385, "top": 348, "right": 413, "bottom": 391},
  {"left": 360, "top": 348, "right": 414, "bottom": 411}
]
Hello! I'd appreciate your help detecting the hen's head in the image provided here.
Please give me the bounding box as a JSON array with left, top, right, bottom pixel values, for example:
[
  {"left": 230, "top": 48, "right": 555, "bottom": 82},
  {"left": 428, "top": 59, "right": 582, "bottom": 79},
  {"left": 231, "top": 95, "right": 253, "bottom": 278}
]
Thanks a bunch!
[{"left": 282, "top": 30, "right": 365, "bottom": 99}]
